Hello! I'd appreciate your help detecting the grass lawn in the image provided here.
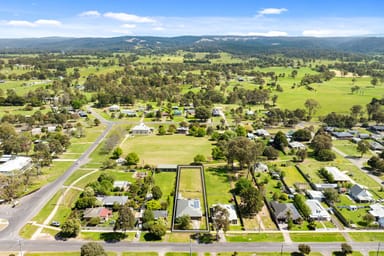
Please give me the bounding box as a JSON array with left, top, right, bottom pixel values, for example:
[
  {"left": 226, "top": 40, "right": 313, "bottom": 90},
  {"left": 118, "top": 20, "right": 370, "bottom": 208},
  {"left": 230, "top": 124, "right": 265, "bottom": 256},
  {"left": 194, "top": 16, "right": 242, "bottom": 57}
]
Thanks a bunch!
[
  {"left": 19, "top": 223, "right": 39, "bottom": 239},
  {"left": 204, "top": 167, "right": 233, "bottom": 205},
  {"left": 217, "top": 253, "right": 322, "bottom": 256},
  {"left": 165, "top": 232, "right": 194, "bottom": 242},
  {"left": 349, "top": 232, "right": 384, "bottom": 242},
  {"left": 165, "top": 253, "right": 198, "bottom": 256},
  {"left": 121, "top": 134, "right": 213, "bottom": 165},
  {"left": 333, "top": 253, "right": 363, "bottom": 256},
  {"left": 333, "top": 140, "right": 373, "bottom": 158},
  {"left": 25, "top": 253, "right": 117, "bottom": 256},
  {"left": 108, "top": 170, "right": 138, "bottom": 183},
  {"left": 290, "top": 232, "right": 346, "bottom": 242},
  {"left": 63, "top": 168, "right": 98, "bottom": 186},
  {"left": 369, "top": 252, "right": 384, "bottom": 256},
  {"left": 281, "top": 165, "right": 308, "bottom": 187},
  {"left": 74, "top": 171, "right": 102, "bottom": 188},
  {"left": 80, "top": 231, "right": 134, "bottom": 242},
  {"left": 178, "top": 167, "right": 203, "bottom": 199},
  {"left": 51, "top": 189, "right": 82, "bottom": 225},
  {"left": 225, "top": 232, "right": 284, "bottom": 242},
  {"left": 32, "top": 189, "right": 63, "bottom": 224},
  {"left": 122, "top": 253, "right": 158, "bottom": 256}
]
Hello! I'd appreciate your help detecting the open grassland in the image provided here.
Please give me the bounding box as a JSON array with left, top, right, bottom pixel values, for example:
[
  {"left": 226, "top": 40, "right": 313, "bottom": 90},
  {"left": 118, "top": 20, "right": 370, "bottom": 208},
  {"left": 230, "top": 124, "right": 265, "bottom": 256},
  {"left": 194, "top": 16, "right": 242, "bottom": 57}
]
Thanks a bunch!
[
  {"left": 178, "top": 167, "right": 203, "bottom": 199},
  {"left": 216, "top": 253, "right": 322, "bottom": 256},
  {"left": 122, "top": 253, "right": 158, "bottom": 256},
  {"left": 281, "top": 165, "right": 308, "bottom": 187},
  {"left": 25, "top": 252, "right": 117, "bottom": 256},
  {"left": 204, "top": 167, "right": 232, "bottom": 205},
  {"left": 349, "top": 232, "right": 384, "bottom": 242},
  {"left": 333, "top": 140, "right": 373, "bottom": 158},
  {"left": 290, "top": 232, "right": 346, "bottom": 242},
  {"left": 121, "top": 134, "right": 213, "bottom": 165},
  {"left": 225, "top": 232, "right": 283, "bottom": 242}
]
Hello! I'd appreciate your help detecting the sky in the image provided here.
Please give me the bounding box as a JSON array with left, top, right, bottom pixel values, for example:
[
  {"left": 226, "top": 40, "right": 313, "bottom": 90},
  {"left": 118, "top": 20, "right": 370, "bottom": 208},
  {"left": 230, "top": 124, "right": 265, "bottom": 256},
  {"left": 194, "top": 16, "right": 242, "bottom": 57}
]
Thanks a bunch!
[{"left": 0, "top": 0, "right": 383, "bottom": 38}]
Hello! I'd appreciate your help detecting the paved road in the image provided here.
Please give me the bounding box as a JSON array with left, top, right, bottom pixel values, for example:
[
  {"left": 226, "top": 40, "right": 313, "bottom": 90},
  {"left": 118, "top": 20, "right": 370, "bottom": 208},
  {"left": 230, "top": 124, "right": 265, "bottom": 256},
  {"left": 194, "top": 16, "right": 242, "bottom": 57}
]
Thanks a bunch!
[
  {"left": 332, "top": 146, "right": 383, "bottom": 185},
  {"left": 0, "top": 240, "right": 378, "bottom": 254},
  {"left": 0, "top": 120, "right": 113, "bottom": 240}
]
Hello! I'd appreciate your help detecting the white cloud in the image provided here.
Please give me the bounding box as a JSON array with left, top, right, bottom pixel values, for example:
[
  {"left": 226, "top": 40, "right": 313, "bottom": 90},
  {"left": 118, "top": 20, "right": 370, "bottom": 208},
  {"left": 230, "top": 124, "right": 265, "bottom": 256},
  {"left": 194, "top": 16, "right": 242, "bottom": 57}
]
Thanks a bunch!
[
  {"left": 6, "top": 19, "right": 61, "bottom": 27},
  {"left": 79, "top": 10, "right": 101, "bottom": 17},
  {"left": 247, "top": 31, "right": 288, "bottom": 36},
  {"left": 34, "top": 19, "right": 61, "bottom": 26},
  {"left": 153, "top": 26, "right": 165, "bottom": 31},
  {"left": 7, "top": 20, "right": 36, "bottom": 27},
  {"left": 121, "top": 24, "right": 136, "bottom": 29},
  {"left": 258, "top": 8, "right": 287, "bottom": 16},
  {"left": 104, "top": 12, "right": 155, "bottom": 23}
]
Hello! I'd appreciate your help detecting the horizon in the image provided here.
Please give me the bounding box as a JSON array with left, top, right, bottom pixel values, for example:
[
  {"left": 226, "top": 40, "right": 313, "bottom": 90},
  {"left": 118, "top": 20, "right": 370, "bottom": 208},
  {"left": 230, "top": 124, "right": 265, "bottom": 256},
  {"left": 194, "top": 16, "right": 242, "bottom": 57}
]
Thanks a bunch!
[{"left": 0, "top": 0, "right": 383, "bottom": 38}]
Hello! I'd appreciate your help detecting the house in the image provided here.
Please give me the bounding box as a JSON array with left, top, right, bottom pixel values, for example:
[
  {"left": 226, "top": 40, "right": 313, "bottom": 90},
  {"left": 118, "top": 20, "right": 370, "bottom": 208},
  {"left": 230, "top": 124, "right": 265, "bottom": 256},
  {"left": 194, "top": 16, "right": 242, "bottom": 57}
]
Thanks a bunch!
[
  {"left": 369, "top": 203, "right": 384, "bottom": 227},
  {"left": 253, "top": 162, "right": 268, "bottom": 173},
  {"left": 369, "top": 125, "right": 384, "bottom": 133},
  {"left": 78, "top": 111, "right": 88, "bottom": 118},
  {"left": 176, "top": 195, "right": 202, "bottom": 220},
  {"left": 331, "top": 131, "right": 354, "bottom": 139},
  {"left": 97, "top": 196, "right": 128, "bottom": 207},
  {"left": 121, "top": 109, "right": 137, "bottom": 117},
  {"left": 83, "top": 207, "right": 112, "bottom": 221},
  {"left": 0, "top": 156, "right": 33, "bottom": 176},
  {"left": 306, "top": 190, "right": 325, "bottom": 201},
  {"left": 109, "top": 105, "right": 120, "bottom": 112},
  {"left": 306, "top": 199, "right": 331, "bottom": 221},
  {"left": 156, "top": 164, "right": 178, "bottom": 172},
  {"left": 130, "top": 123, "right": 152, "bottom": 135},
  {"left": 270, "top": 201, "right": 301, "bottom": 223},
  {"left": 113, "top": 181, "right": 130, "bottom": 191},
  {"left": 176, "top": 127, "right": 189, "bottom": 134},
  {"left": 349, "top": 184, "right": 374, "bottom": 203},
  {"left": 324, "top": 166, "right": 354, "bottom": 183},
  {"left": 153, "top": 210, "right": 168, "bottom": 220},
  {"left": 314, "top": 183, "right": 338, "bottom": 191},
  {"left": 212, "top": 108, "right": 222, "bottom": 117},
  {"left": 351, "top": 138, "right": 361, "bottom": 144},
  {"left": 254, "top": 129, "right": 270, "bottom": 137},
  {"left": 289, "top": 141, "right": 306, "bottom": 150},
  {"left": 358, "top": 133, "right": 370, "bottom": 139},
  {"left": 211, "top": 204, "right": 238, "bottom": 224},
  {"left": 369, "top": 141, "right": 384, "bottom": 151}
]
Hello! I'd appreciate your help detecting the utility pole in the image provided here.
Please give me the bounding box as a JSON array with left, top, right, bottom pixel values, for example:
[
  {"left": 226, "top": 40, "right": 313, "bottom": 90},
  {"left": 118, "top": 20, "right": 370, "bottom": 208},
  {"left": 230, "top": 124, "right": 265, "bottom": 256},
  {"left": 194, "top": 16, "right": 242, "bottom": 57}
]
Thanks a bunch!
[
  {"left": 189, "top": 238, "right": 192, "bottom": 256},
  {"left": 281, "top": 242, "right": 284, "bottom": 256},
  {"left": 377, "top": 242, "right": 381, "bottom": 256},
  {"left": 18, "top": 239, "right": 22, "bottom": 256}
]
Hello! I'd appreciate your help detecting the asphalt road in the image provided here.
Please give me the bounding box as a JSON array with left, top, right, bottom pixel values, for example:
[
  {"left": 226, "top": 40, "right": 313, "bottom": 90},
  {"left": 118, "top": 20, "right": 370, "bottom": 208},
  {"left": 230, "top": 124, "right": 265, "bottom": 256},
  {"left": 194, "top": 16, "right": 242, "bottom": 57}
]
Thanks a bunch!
[
  {"left": 0, "top": 121, "right": 113, "bottom": 240},
  {"left": 0, "top": 240, "right": 378, "bottom": 254}
]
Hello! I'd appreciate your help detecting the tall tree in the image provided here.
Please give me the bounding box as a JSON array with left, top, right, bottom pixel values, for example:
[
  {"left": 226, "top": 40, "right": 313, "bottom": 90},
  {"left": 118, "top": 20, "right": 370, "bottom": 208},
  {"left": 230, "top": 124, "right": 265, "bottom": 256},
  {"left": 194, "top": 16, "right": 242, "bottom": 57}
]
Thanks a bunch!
[
  {"left": 114, "top": 204, "right": 135, "bottom": 232},
  {"left": 357, "top": 140, "right": 370, "bottom": 157},
  {"left": 239, "top": 186, "right": 264, "bottom": 216},
  {"left": 304, "top": 99, "right": 320, "bottom": 119},
  {"left": 211, "top": 205, "right": 230, "bottom": 240},
  {"left": 80, "top": 242, "right": 107, "bottom": 256}
]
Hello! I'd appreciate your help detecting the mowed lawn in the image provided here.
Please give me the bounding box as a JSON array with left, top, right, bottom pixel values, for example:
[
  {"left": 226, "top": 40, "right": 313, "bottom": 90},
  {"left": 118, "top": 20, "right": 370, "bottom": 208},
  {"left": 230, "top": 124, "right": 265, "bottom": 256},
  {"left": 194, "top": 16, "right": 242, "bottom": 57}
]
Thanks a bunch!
[
  {"left": 178, "top": 167, "right": 203, "bottom": 199},
  {"left": 205, "top": 167, "right": 232, "bottom": 205},
  {"left": 122, "top": 134, "right": 213, "bottom": 165}
]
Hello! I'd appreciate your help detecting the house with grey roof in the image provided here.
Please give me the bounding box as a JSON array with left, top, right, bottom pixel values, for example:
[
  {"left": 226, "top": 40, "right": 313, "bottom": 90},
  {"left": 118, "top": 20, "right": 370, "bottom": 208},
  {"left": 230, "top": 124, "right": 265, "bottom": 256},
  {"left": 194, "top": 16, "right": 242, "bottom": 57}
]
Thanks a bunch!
[
  {"left": 349, "top": 184, "right": 374, "bottom": 203},
  {"left": 270, "top": 201, "right": 301, "bottom": 223},
  {"left": 97, "top": 196, "right": 128, "bottom": 207},
  {"left": 176, "top": 197, "right": 202, "bottom": 220}
]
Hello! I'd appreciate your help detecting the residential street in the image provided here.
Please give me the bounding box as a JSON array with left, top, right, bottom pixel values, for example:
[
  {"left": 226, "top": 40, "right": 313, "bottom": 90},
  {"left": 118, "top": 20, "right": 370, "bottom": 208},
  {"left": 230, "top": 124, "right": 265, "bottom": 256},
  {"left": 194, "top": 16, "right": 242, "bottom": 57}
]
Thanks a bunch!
[{"left": 0, "top": 119, "right": 113, "bottom": 240}]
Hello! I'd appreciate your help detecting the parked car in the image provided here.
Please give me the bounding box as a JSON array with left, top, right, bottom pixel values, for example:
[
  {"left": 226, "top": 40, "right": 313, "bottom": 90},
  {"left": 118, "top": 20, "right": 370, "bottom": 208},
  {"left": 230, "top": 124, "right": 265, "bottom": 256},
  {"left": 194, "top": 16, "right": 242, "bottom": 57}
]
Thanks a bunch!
[{"left": 51, "top": 221, "right": 60, "bottom": 227}]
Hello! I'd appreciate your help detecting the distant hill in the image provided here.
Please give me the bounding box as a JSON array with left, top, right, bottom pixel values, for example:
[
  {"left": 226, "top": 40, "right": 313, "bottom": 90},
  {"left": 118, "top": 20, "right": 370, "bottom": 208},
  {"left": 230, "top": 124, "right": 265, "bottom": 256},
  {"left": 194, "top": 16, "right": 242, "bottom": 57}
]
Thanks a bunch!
[{"left": 0, "top": 36, "right": 384, "bottom": 55}]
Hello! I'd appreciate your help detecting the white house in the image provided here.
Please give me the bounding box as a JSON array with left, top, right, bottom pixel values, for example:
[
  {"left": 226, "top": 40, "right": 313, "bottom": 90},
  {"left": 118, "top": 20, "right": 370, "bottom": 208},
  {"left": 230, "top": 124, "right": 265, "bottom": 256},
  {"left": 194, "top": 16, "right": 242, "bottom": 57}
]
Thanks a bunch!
[
  {"left": 108, "top": 104, "right": 120, "bottom": 112},
  {"left": 130, "top": 123, "right": 152, "bottom": 135},
  {"left": 306, "top": 199, "right": 331, "bottom": 221},
  {"left": 211, "top": 204, "right": 238, "bottom": 224},
  {"left": 289, "top": 141, "right": 306, "bottom": 150},
  {"left": 324, "top": 166, "right": 353, "bottom": 183},
  {"left": 0, "top": 156, "right": 33, "bottom": 176}
]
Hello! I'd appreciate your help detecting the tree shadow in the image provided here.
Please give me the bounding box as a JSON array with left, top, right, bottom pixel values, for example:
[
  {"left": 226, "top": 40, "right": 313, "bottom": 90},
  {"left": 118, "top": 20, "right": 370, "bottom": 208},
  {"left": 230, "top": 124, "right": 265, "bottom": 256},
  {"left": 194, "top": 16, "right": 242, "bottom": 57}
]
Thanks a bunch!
[
  {"left": 143, "top": 232, "right": 162, "bottom": 241},
  {"left": 100, "top": 232, "right": 127, "bottom": 243},
  {"left": 190, "top": 232, "right": 215, "bottom": 244},
  {"left": 290, "top": 252, "right": 302, "bottom": 256}
]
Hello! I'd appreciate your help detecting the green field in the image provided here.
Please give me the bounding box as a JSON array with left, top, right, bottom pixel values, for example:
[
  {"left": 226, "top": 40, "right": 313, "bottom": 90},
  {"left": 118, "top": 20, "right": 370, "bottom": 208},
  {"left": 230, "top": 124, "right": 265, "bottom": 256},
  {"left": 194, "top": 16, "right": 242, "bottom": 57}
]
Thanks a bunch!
[
  {"left": 225, "top": 232, "right": 284, "bottom": 242},
  {"left": 204, "top": 167, "right": 233, "bottom": 205},
  {"left": 178, "top": 167, "right": 203, "bottom": 200},
  {"left": 121, "top": 134, "right": 213, "bottom": 165},
  {"left": 349, "top": 232, "right": 384, "bottom": 242},
  {"left": 290, "top": 232, "right": 346, "bottom": 242}
]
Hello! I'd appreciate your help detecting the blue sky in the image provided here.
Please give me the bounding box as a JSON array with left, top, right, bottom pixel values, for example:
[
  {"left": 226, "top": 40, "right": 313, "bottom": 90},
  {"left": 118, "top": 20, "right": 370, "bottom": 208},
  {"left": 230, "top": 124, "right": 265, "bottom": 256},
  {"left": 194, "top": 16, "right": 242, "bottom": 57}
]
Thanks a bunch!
[{"left": 0, "top": 0, "right": 383, "bottom": 38}]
